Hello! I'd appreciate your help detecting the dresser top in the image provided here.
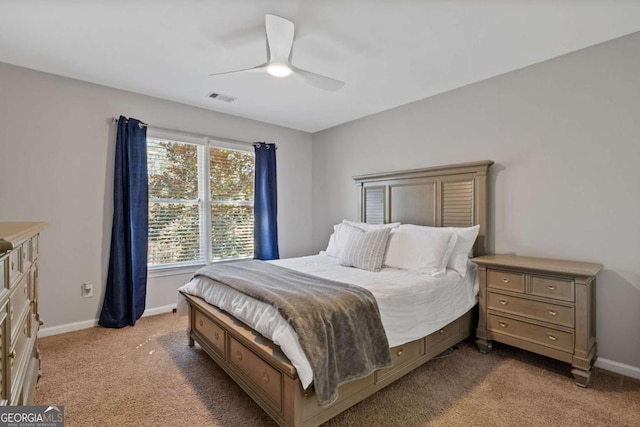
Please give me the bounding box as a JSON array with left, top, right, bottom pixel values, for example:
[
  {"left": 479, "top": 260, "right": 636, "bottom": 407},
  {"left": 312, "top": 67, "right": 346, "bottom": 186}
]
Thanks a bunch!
[
  {"left": 0, "top": 222, "right": 47, "bottom": 252},
  {"left": 472, "top": 254, "right": 603, "bottom": 277}
]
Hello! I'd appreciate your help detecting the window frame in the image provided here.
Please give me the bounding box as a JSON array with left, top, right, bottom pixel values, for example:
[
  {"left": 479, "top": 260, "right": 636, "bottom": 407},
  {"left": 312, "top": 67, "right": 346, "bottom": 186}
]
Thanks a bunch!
[{"left": 146, "top": 129, "right": 255, "bottom": 274}]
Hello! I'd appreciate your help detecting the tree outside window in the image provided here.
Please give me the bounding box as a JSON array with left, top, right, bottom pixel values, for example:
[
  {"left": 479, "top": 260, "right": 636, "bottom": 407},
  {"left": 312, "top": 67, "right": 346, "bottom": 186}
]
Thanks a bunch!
[{"left": 147, "top": 136, "right": 254, "bottom": 268}]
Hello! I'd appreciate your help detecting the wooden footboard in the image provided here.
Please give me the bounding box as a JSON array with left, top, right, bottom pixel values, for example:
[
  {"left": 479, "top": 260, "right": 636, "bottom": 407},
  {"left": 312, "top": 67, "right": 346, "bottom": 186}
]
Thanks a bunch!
[{"left": 182, "top": 291, "right": 475, "bottom": 427}]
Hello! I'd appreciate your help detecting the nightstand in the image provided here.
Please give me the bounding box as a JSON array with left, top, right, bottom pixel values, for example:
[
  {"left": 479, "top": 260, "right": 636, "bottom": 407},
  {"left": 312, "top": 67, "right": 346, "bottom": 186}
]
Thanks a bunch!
[{"left": 473, "top": 254, "right": 603, "bottom": 387}]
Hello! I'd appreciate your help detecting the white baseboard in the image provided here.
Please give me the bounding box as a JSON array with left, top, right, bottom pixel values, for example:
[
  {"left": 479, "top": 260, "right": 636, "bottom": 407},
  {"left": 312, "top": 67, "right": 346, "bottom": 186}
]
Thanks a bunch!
[
  {"left": 39, "top": 304, "right": 176, "bottom": 338},
  {"left": 595, "top": 357, "right": 640, "bottom": 380},
  {"left": 140, "top": 304, "right": 176, "bottom": 317},
  {"left": 39, "top": 319, "right": 99, "bottom": 337}
]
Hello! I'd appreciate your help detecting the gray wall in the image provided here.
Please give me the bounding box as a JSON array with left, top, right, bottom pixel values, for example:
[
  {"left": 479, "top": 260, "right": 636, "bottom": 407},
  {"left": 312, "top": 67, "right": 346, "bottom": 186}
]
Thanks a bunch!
[
  {"left": 312, "top": 33, "right": 640, "bottom": 370},
  {"left": 0, "top": 62, "right": 313, "bottom": 331}
]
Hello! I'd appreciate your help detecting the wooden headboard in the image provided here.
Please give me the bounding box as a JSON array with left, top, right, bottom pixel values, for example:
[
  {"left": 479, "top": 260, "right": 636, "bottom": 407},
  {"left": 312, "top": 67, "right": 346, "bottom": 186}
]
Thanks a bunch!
[{"left": 353, "top": 160, "right": 493, "bottom": 256}]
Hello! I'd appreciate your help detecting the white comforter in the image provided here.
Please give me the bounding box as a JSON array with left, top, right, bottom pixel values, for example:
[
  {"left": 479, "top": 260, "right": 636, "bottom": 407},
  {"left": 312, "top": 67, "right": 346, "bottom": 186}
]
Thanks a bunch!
[{"left": 179, "top": 254, "right": 478, "bottom": 389}]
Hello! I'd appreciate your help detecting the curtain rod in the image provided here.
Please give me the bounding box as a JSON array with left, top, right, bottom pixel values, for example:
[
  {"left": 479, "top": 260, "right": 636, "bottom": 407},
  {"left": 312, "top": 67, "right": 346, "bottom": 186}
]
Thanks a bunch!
[{"left": 111, "top": 117, "right": 274, "bottom": 149}]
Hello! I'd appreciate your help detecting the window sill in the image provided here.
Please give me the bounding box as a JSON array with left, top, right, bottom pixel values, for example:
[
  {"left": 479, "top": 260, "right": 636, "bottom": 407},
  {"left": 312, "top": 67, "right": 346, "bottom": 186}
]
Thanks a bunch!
[
  {"left": 148, "top": 264, "right": 203, "bottom": 278},
  {"left": 147, "top": 257, "right": 254, "bottom": 278}
]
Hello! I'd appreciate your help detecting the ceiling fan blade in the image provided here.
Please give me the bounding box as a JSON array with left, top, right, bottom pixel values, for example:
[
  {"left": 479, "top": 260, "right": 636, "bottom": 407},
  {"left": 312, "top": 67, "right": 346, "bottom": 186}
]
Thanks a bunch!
[
  {"left": 209, "top": 63, "right": 267, "bottom": 77},
  {"left": 290, "top": 66, "right": 345, "bottom": 91},
  {"left": 265, "top": 14, "right": 294, "bottom": 62}
]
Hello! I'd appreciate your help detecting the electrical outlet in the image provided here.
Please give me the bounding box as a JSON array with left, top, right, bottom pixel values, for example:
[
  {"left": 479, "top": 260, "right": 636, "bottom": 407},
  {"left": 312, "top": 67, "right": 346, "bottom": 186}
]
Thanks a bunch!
[{"left": 81, "top": 282, "right": 93, "bottom": 298}]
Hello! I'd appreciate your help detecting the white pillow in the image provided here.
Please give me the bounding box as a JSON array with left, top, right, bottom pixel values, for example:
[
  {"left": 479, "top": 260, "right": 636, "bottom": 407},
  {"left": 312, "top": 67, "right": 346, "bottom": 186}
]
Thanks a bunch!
[
  {"left": 401, "top": 224, "right": 480, "bottom": 277},
  {"left": 339, "top": 225, "right": 393, "bottom": 272},
  {"left": 446, "top": 225, "right": 480, "bottom": 277},
  {"left": 325, "top": 233, "right": 339, "bottom": 257},
  {"left": 325, "top": 220, "right": 399, "bottom": 258},
  {"left": 384, "top": 227, "right": 457, "bottom": 276}
]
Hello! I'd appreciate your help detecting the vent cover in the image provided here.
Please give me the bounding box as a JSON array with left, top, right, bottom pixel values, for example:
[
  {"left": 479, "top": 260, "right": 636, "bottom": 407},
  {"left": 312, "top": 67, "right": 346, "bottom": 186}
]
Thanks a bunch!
[{"left": 208, "top": 92, "right": 237, "bottom": 103}]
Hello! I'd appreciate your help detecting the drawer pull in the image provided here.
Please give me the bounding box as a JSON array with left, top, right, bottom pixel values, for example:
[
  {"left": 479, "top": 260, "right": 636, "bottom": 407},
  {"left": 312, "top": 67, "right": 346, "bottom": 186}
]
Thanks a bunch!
[
  {"left": 24, "top": 286, "right": 27, "bottom": 295},
  {"left": 501, "top": 277, "right": 510, "bottom": 283},
  {"left": 214, "top": 331, "right": 219, "bottom": 340},
  {"left": 548, "top": 309, "right": 558, "bottom": 316},
  {"left": 547, "top": 334, "right": 558, "bottom": 341},
  {"left": 199, "top": 319, "right": 203, "bottom": 327},
  {"left": 439, "top": 329, "right": 445, "bottom": 335},
  {"left": 499, "top": 299, "right": 508, "bottom": 305},
  {"left": 498, "top": 321, "right": 508, "bottom": 328},
  {"left": 236, "top": 351, "right": 243, "bottom": 361},
  {"left": 11, "top": 260, "right": 15, "bottom": 270},
  {"left": 10, "top": 307, "right": 13, "bottom": 319},
  {"left": 8, "top": 351, "right": 16, "bottom": 359},
  {"left": 547, "top": 285, "right": 556, "bottom": 291},
  {"left": 396, "top": 349, "right": 403, "bottom": 357},
  {"left": 262, "top": 372, "right": 270, "bottom": 383}
]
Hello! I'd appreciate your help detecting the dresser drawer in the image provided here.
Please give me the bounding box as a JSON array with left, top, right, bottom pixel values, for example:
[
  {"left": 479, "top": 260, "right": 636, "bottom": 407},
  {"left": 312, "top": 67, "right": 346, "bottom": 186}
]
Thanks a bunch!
[
  {"left": 9, "top": 319, "right": 30, "bottom": 390},
  {"left": 488, "top": 292, "right": 574, "bottom": 328},
  {"left": 9, "top": 276, "right": 30, "bottom": 342},
  {"left": 31, "top": 235, "right": 39, "bottom": 259},
  {"left": 229, "top": 337, "right": 282, "bottom": 410},
  {"left": 530, "top": 275, "right": 574, "bottom": 302},
  {"left": 488, "top": 270, "right": 525, "bottom": 293},
  {"left": 376, "top": 339, "right": 421, "bottom": 383},
  {"left": 8, "top": 250, "right": 20, "bottom": 286},
  {"left": 0, "top": 257, "right": 5, "bottom": 289},
  {"left": 488, "top": 314, "right": 573, "bottom": 353},
  {"left": 194, "top": 310, "right": 225, "bottom": 357},
  {"left": 0, "top": 302, "right": 6, "bottom": 400},
  {"left": 21, "top": 241, "right": 32, "bottom": 273}
]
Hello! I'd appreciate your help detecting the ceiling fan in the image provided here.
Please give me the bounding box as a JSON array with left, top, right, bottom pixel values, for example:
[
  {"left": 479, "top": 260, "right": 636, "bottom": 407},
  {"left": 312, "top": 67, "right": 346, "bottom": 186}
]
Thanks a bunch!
[{"left": 209, "top": 14, "right": 345, "bottom": 91}]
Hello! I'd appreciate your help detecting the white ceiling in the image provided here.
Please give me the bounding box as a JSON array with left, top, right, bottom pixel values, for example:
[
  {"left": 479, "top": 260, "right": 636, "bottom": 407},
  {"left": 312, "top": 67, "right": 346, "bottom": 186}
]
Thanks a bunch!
[{"left": 1, "top": 1, "right": 639, "bottom": 133}]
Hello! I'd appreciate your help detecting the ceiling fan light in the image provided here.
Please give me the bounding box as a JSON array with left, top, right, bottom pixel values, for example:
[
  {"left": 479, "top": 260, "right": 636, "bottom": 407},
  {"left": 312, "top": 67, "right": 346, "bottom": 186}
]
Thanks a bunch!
[{"left": 266, "top": 63, "right": 291, "bottom": 77}]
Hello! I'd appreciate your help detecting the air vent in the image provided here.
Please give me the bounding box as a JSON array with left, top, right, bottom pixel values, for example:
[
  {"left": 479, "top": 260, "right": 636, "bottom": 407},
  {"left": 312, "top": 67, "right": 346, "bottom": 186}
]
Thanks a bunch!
[{"left": 207, "top": 91, "right": 237, "bottom": 103}]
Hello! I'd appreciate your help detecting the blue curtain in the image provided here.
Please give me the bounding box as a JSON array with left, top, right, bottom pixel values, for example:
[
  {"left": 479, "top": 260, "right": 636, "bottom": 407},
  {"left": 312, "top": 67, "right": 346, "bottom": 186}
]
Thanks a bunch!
[
  {"left": 254, "top": 142, "right": 279, "bottom": 260},
  {"left": 99, "top": 116, "right": 148, "bottom": 328}
]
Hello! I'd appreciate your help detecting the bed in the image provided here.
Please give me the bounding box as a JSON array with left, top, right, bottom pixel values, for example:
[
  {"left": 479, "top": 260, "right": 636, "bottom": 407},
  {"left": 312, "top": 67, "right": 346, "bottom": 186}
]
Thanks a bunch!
[{"left": 179, "top": 160, "right": 493, "bottom": 427}]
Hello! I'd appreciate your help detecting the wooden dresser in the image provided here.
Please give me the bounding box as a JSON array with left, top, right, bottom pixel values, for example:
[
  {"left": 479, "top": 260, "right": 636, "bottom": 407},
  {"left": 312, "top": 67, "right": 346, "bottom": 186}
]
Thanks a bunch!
[
  {"left": 473, "top": 254, "right": 603, "bottom": 387},
  {"left": 0, "top": 222, "right": 46, "bottom": 405}
]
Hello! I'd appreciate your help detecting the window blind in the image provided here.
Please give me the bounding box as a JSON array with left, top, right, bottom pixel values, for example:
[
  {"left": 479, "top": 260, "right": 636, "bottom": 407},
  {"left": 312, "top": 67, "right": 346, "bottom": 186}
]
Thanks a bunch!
[{"left": 146, "top": 137, "right": 255, "bottom": 267}]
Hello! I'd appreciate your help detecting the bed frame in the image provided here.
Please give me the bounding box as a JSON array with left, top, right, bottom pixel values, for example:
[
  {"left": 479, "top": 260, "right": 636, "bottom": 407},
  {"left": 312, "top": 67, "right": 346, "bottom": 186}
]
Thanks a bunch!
[{"left": 181, "top": 160, "right": 493, "bottom": 427}]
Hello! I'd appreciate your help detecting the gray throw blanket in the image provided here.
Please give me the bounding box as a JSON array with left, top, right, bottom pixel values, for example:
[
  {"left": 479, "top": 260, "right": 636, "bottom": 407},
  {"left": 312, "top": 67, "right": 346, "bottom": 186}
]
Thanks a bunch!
[{"left": 194, "top": 260, "right": 392, "bottom": 407}]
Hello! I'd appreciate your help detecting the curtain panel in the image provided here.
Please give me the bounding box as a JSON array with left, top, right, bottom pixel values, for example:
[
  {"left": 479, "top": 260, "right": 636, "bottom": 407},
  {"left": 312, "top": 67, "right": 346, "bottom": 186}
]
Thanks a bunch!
[
  {"left": 99, "top": 116, "right": 148, "bottom": 328},
  {"left": 253, "top": 142, "right": 279, "bottom": 260}
]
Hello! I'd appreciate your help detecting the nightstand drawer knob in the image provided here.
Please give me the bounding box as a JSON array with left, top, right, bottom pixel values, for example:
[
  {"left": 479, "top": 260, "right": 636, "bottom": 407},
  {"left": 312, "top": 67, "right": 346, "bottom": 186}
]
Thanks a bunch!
[
  {"left": 547, "top": 334, "right": 557, "bottom": 341},
  {"left": 498, "top": 321, "right": 508, "bottom": 328},
  {"left": 501, "top": 278, "right": 510, "bottom": 283},
  {"left": 548, "top": 309, "right": 558, "bottom": 316},
  {"left": 499, "top": 299, "right": 508, "bottom": 305},
  {"left": 547, "top": 285, "right": 556, "bottom": 291},
  {"left": 438, "top": 329, "right": 444, "bottom": 335},
  {"left": 396, "top": 349, "right": 403, "bottom": 357}
]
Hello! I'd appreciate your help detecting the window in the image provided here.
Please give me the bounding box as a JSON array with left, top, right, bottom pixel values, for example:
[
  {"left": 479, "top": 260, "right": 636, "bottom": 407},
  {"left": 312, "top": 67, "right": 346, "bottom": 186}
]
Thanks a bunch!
[{"left": 147, "top": 133, "right": 254, "bottom": 268}]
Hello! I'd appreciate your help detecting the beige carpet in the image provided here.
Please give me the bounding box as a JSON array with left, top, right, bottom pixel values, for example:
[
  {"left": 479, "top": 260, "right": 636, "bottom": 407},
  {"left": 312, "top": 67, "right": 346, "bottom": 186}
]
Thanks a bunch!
[{"left": 35, "top": 313, "right": 639, "bottom": 427}]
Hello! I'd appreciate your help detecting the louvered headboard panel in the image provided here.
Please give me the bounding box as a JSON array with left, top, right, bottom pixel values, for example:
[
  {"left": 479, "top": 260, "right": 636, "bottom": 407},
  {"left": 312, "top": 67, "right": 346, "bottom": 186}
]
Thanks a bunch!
[{"left": 353, "top": 161, "right": 493, "bottom": 256}]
